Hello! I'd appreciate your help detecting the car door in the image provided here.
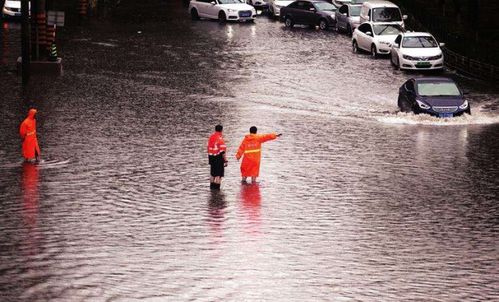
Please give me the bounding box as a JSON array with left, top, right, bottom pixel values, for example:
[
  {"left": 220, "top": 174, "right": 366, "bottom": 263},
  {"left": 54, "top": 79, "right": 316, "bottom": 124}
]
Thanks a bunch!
[
  {"left": 207, "top": 0, "right": 221, "bottom": 18},
  {"left": 391, "top": 34, "right": 402, "bottom": 62},
  {"left": 294, "top": 1, "right": 309, "bottom": 24},
  {"left": 356, "top": 23, "right": 370, "bottom": 51},
  {"left": 336, "top": 5, "right": 348, "bottom": 30},
  {"left": 306, "top": 2, "right": 321, "bottom": 26},
  {"left": 403, "top": 79, "right": 416, "bottom": 108},
  {"left": 195, "top": 0, "right": 211, "bottom": 17}
]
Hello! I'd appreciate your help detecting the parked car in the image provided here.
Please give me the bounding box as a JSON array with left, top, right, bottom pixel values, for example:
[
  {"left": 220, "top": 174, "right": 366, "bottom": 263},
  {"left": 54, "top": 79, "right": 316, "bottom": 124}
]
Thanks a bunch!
[
  {"left": 281, "top": 0, "right": 338, "bottom": 30},
  {"left": 268, "top": 0, "right": 294, "bottom": 18},
  {"left": 335, "top": 4, "right": 362, "bottom": 35},
  {"left": 189, "top": 0, "right": 256, "bottom": 22},
  {"left": 352, "top": 22, "right": 404, "bottom": 57},
  {"left": 390, "top": 32, "right": 445, "bottom": 70},
  {"left": 247, "top": 0, "right": 268, "bottom": 10},
  {"left": 2, "top": 0, "right": 21, "bottom": 18},
  {"left": 359, "top": 0, "right": 407, "bottom": 28},
  {"left": 398, "top": 77, "right": 470, "bottom": 117}
]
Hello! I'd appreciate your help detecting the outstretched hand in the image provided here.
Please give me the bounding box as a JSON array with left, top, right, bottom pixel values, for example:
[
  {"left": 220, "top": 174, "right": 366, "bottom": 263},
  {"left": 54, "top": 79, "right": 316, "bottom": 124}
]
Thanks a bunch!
[{"left": 276, "top": 133, "right": 282, "bottom": 137}]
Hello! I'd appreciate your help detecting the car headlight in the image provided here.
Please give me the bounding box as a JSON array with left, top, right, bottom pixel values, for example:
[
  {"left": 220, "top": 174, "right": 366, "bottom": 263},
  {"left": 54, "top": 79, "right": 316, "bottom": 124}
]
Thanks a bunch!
[
  {"left": 403, "top": 54, "right": 417, "bottom": 61},
  {"left": 459, "top": 100, "right": 469, "bottom": 110},
  {"left": 227, "top": 9, "right": 236, "bottom": 12},
  {"left": 416, "top": 100, "right": 431, "bottom": 110},
  {"left": 428, "top": 54, "right": 443, "bottom": 60}
]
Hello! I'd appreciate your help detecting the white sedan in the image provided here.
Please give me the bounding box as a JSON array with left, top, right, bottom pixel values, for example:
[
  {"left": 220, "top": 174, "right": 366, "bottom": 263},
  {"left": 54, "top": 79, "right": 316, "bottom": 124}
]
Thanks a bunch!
[
  {"left": 352, "top": 22, "right": 404, "bottom": 58},
  {"left": 2, "top": 0, "right": 21, "bottom": 17},
  {"left": 268, "top": 0, "right": 293, "bottom": 18},
  {"left": 189, "top": 0, "right": 256, "bottom": 22},
  {"left": 390, "top": 32, "right": 445, "bottom": 70}
]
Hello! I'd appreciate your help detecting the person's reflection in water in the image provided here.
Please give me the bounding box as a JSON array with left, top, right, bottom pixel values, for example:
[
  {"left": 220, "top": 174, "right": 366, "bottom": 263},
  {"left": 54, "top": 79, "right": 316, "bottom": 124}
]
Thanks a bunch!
[
  {"left": 21, "top": 162, "right": 40, "bottom": 255},
  {"left": 238, "top": 183, "right": 262, "bottom": 235},
  {"left": 207, "top": 190, "right": 227, "bottom": 244}
]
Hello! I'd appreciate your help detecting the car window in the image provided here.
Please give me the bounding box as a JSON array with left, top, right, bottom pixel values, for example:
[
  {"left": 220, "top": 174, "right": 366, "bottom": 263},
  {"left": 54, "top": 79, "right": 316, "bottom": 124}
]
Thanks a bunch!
[
  {"left": 350, "top": 5, "right": 361, "bottom": 16},
  {"left": 394, "top": 34, "right": 402, "bottom": 44},
  {"left": 373, "top": 24, "right": 403, "bottom": 36},
  {"left": 295, "top": 1, "right": 306, "bottom": 10},
  {"left": 405, "top": 80, "right": 414, "bottom": 92},
  {"left": 358, "top": 23, "right": 369, "bottom": 33},
  {"left": 314, "top": 2, "right": 336, "bottom": 11},
  {"left": 288, "top": 1, "right": 300, "bottom": 8},
  {"left": 218, "top": 0, "right": 243, "bottom": 3},
  {"left": 402, "top": 36, "right": 438, "bottom": 48},
  {"left": 339, "top": 5, "right": 348, "bottom": 14},
  {"left": 372, "top": 7, "right": 402, "bottom": 22},
  {"left": 417, "top": 82, "right": 461, "bottom": 97}
]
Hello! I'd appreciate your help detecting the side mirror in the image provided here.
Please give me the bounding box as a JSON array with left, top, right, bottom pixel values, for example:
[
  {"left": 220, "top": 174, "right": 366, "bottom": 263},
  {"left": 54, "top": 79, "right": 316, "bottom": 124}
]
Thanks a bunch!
[
  {"left": 309, "top": 7, "right": 316, "bottom": 12},
  {"left": 366, "top": 31, "right": 372, "bottom": 36},
  {"left": 342, "top": 13, "right": 347, "bottom": 16},
  {"left": 210, "top": 1, "right": 216, "bottom": 4},
  {"left": 439, "top": 42, "right": 445, "bottom": 48},
  {"left": 462, "top": 89, "right": 470, "bottom": 95},
  {"left": 402, "top": 15, "right": 408, "bottom": 20},
  {"left": 393, "top": 43, "right": 399, "bottom": 48}
]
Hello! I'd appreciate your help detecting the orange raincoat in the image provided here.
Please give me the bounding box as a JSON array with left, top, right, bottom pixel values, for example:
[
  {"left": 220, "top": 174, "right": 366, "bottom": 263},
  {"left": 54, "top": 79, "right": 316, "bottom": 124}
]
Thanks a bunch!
[
  {"left": 236, "top": 133, "right": 277, "bottom": 177},
  {"left": 19, "top": 109, "right": 41, "bottom": 160}
]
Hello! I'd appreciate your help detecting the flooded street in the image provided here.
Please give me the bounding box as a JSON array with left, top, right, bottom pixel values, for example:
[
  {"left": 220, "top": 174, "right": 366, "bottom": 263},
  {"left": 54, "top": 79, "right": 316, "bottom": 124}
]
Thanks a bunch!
[{"left": 1, "top": 1, "right": 499, "bottom": 300}]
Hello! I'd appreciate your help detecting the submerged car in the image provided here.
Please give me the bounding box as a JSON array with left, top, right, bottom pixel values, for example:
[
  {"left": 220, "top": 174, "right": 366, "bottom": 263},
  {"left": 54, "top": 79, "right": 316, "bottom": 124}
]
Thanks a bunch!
[
  {"left": 189, "top": 0, "right": 256, "bottom": 22},
  {"left": 281, "top": 0, "right": 338, "bottom": 30},
  {"left": 335, "top": 3, "right": 361, "bottom": 35},
  {"left": 352, "top": 22, "right": 404, "bottom": 57},
  {"left": 398, "top": 77, "right": 470, "bottom": 117},
  {"left": 390, "top": 32, "right": 445, "bottom": 70}
]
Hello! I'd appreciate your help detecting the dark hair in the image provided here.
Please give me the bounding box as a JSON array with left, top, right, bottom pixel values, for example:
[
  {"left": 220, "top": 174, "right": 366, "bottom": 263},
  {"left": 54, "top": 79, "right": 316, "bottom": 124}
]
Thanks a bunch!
[
  {"left": 250, "top": 126, "right": 257, "bottom": 134},
  {"left": 215, "top": 125, "right": 223, "bottom": 132}
]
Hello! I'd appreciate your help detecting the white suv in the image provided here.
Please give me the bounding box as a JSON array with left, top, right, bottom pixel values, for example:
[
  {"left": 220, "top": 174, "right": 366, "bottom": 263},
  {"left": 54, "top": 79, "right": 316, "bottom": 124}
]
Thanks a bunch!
[{"left": 189, "top": 0, "right": 256, "bottom": 22}]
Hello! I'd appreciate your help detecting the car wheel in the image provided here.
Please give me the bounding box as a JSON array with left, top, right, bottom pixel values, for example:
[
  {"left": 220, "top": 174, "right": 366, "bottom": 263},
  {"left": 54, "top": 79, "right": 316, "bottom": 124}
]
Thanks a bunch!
[
  {"left": 347, "top": 24, "right": 352, "bottom": 36},
  {"left": 398, "top": 95, "right": 411, "bottom": 113},
  {"left": 218, "top": 11, "right": 227, "bottom": 23},
  {"left": 352, "top": 40, "right": 359, "bottom": 53},
  {"left": 371, "top": 44, "right": 377, "bottom": 59},
  {"left": 284, "top": 16, "right": 294, "bottom": 28},
  {"left": 319, "top": 19, "right": 328, "bottom": 30},
  {"left": 190, "top": 8, "right": 200, "bottom": 20}
]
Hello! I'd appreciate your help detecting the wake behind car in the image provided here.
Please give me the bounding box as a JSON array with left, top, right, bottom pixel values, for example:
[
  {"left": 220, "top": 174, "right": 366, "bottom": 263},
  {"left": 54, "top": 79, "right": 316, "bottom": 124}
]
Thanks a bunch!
[
  {"left": 398, "top": 77, "right": 470, "bottom": 118},
  {"left": 352, "top": 22, "right": 403, "bottom": 57},
  {"left": 390, "top": 32, "right": 445, "bottom": 70},
  {"left": 189, "top": 0, "right": 256, "bottom": 22},
  {"left": 281, "top": 0, "right": 338, "bottom": 30}
]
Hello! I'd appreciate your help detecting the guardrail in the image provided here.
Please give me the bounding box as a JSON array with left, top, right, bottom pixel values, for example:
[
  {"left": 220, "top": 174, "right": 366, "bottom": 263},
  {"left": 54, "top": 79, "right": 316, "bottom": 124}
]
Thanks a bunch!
[{"left": 443, "top": 48, "right": 499, "bottom": 82}]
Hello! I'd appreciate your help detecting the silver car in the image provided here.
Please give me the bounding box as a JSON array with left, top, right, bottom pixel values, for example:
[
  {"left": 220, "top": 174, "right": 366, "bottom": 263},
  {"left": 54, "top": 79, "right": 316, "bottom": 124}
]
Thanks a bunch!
[{"left": 335, "top": 4, "right": 361, "bottom": 35}]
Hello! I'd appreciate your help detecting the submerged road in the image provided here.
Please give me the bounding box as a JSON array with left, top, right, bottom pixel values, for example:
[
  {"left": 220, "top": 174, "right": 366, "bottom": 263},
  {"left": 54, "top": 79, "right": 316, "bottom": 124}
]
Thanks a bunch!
[{"left": 1, "top": 2, "right": 499, "bottom": 301}]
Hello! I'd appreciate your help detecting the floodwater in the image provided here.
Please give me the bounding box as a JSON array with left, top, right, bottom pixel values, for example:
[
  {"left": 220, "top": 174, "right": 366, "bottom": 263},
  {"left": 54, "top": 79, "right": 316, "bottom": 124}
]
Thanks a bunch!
[{"left": 1, "top": 2, "right": 499, "bottom": 301}]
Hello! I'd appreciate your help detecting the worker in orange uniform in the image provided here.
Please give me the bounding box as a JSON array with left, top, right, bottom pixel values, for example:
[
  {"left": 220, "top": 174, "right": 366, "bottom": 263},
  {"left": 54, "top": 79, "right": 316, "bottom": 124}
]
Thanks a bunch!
[
  {"left": 236, "top": 126, "right": 281, "bottom": 183},
  {"left": 207, "top": 124, "right": 228, "bottom": 190},
  {"left": 19, "top": 108, "right": 41, "bottom": 163}
]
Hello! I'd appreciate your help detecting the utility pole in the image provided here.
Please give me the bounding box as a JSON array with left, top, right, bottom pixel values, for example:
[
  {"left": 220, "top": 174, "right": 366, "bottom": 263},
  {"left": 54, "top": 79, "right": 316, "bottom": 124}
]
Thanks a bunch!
[{"left": 21, "top": 0, "right": 30, "bottom": 85}]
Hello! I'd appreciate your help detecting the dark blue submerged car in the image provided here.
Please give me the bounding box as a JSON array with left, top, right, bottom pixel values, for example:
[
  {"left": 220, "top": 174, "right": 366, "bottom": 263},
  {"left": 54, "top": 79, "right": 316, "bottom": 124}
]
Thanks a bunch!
[{"left": 398, "top": 77, "right": 471, "bottom": 118}]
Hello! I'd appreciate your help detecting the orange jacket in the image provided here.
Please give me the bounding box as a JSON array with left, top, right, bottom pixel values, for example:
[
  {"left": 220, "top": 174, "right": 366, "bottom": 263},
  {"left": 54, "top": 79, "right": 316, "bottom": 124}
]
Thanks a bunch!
[
  {"left": 19, "top": 109, "right": 41, "bottom": 160},
  {"left": 207, "top": 132, "right": 226, "bottom": 156},
  {"left": 236, "top": 133, "right": 277, "bottom": 177}
]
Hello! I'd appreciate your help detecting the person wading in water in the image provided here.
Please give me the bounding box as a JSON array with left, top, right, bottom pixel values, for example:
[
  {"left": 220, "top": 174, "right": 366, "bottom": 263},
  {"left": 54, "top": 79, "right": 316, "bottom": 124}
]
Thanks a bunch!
[
  {"left": 236, "top": 126, "right": 281, "bottom": 183},
  {"left": 207, "top": 125, "right": 228, "bottom": 190},
  {"left": 19, "top": 109, "right": 41, "bottom": 163}
]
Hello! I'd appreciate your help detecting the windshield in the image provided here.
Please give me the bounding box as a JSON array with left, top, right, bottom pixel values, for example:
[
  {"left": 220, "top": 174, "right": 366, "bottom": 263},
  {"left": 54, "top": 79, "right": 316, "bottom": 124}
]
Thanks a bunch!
[
  {"left": 417, "top": 82, "right": 461, "bottom": 97},
  {"left": 218, "top": 0, "right": 244, "bottom": 4},
  {"left": 350, "top": 6, "right": 361, "bottom": 16},
  {"left": 373, "top": 24, "right": 403, "bottom": 35},
  {"left": 372, "top": 7, "right": 402, "bottom": 22},
  {"left": 402, "top": 36, "right": 438, "bottom": 48},
  {"left": 314, "top": 2, "right": 337, "bottom": 11}
]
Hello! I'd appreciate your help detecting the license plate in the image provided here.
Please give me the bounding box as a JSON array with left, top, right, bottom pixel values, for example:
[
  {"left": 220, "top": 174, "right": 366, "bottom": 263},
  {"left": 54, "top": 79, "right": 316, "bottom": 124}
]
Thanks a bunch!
[
  {"left": 439, "top": 113, "right": 453, "bottom": 118},
  {"left": 240, "top": 13, "right": 250, "bottom": 17},
  {"left": 416, "top": 62, "right": 431, "bottom": 67}
]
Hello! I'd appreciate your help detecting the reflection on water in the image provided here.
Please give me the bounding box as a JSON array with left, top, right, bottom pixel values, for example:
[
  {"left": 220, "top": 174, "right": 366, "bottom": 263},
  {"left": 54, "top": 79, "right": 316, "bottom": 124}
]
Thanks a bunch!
[{"left": 0, "top": 1, "right": 498, "bottom": 300}]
